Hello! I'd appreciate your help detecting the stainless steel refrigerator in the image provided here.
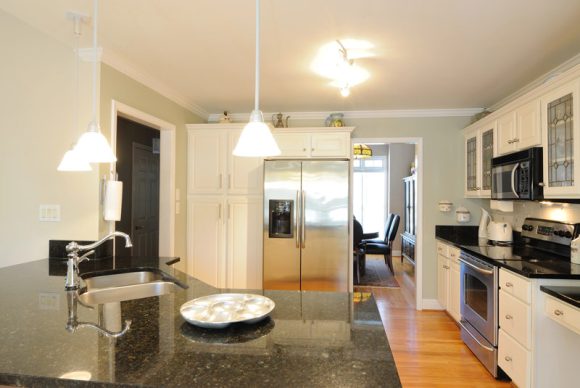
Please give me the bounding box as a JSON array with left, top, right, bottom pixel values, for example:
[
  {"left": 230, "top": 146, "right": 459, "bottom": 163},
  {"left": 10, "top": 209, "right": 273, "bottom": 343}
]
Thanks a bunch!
[{"left": 263, "top": 160, "right": 350, "bottom": 292}]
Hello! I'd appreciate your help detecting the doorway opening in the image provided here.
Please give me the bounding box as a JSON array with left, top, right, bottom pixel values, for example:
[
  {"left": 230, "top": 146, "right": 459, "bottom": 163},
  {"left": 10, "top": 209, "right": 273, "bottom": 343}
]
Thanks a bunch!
[
  {"left": 352, "top": 138, "right": 423, "bottom": 310},
  {"left": 115, "top": 117, "right": 160, "bottom": 257}
]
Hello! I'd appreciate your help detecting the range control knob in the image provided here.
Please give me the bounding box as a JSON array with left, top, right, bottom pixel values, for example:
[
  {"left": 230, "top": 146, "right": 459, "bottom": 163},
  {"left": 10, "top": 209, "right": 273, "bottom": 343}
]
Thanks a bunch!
[
  {"left": 522, "top": 224, "right": 534, "bottom": 231},
  {"left": 564, "top": 231, "right": 573, "bottom": 239},
  {"left": 554, "top": 230, "right": 567, "bottom": 237}
]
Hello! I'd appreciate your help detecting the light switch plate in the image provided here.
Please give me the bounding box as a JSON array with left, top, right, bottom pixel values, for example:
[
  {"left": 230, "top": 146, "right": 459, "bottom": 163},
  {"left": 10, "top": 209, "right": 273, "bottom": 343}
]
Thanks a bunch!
[{"left": 39, "top": 204, "right": 61, "bottom": 222}]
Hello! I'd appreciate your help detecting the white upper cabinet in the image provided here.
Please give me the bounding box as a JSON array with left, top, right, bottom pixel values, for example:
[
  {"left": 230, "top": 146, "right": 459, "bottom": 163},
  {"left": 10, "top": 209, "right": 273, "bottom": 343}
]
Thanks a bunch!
[
  {"left": 497, "top": 99, "right": 541, "bottom": 156},
  {"left": 273, "top": 128, "right": 353, "bottom": 158},
  {"left": 187, "top": 127, "right": 263, "bottom": 195},
  {"left": 464, "top": 121, "right": 496, "bottom": 198},
  {"left": 541, "top": 79, "right": 580, "bottom": 198}
]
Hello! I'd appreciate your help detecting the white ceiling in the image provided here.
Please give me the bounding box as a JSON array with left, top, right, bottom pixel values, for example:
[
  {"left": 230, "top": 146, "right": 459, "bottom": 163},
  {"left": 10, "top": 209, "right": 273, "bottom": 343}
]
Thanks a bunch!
[{"left": 3, "top": 0, "right": 580, "bottom": 118}]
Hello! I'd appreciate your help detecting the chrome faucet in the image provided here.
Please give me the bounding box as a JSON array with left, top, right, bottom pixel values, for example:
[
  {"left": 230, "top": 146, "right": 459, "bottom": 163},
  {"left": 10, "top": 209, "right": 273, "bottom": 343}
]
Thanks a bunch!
[{"left": 65, "top": 231, "right": 133, "bottom": 289}]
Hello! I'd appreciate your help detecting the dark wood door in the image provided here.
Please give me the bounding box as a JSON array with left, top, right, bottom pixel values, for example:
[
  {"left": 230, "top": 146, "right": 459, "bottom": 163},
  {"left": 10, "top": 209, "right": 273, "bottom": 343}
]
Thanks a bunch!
[{"left": 131, "top": 143, "right": 160, "bottom": 257}]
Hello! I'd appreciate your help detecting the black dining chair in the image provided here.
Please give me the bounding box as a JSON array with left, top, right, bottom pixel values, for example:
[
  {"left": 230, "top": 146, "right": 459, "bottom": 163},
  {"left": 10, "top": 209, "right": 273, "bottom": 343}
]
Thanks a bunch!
[
  {"left": 362, "top": 213, "right": 395, "bottom": 245},
  {"left": 363, "top": 214, "right": 400, "bottom": 275},
  {"left": 353, "top": 218, "right": 366, "bottom": 284}
]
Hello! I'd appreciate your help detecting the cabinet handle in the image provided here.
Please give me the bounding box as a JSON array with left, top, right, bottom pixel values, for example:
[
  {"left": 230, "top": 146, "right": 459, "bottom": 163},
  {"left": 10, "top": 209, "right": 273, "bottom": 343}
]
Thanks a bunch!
[
  {"left": 505, "top": 314, "right": 513, "bottom": 320},
  {"left": 302, "top": 148, "right": 307, "bottom": 152},
  {"left": 311, "top": 148, "right": 315, "bottom": 152},
  {"left": 505, "top": 282, "right": 513, "bottom": 288},
  {"left": 507, "top": 139, "right": 513, "bottom": 144},
  {"left": 554, "top": 309, "right": 564, "bottom": 316},
  {"left": 443, "top": 265, "right": 450, "bottom": 269},
  {"left": 227, "top": 204, "right": 230, "bottom": 220},
  {"left": 504, "top": 356, "right": 512, "bottom": 362},
  {"left": 513, "top": 138, "right": 519, "bottom": 143}
]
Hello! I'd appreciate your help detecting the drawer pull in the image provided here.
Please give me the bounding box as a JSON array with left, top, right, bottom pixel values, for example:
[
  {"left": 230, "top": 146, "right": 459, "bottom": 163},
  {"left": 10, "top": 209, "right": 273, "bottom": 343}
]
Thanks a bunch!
[
  {"left": 505, "top": 314, "right": 513, "bottom": 320},
  {"left": 505, "top": 282, "right": 513, "bottom": 288},
  {"left": 504, "top": 356, "right": 512, "bottom": 362},
  {"left": 554, "top": 309, "right": 564, "bottom": 316}
]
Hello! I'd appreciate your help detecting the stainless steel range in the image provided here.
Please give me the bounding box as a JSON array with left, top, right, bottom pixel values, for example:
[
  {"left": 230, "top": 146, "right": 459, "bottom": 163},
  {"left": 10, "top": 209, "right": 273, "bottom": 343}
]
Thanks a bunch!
[{"left": 459, "top": 217, "right": 579, "bottom": 378}]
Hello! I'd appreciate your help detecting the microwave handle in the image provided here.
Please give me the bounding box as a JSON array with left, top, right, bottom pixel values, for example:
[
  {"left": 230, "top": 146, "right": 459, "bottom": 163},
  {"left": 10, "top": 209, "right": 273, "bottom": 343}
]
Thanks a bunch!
[{"left": 511, "top": 162, "right": 520, "bottom": 198}]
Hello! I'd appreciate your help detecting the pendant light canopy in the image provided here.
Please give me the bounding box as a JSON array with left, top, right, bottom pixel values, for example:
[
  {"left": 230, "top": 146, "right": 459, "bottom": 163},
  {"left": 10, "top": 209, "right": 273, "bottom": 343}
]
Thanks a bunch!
[
  {"left": 353, "top": 143, "right": 373, "bottom": 159},
  {"left": 232, "top": 0, "right": 280, "bottom": 157}
]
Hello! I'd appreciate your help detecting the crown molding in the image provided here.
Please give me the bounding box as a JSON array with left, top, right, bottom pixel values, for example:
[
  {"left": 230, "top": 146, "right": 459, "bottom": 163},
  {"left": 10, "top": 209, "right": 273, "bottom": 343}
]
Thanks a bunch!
[
  {"left": 488, "top": 52, "right": 580, "bottom": 112},
  {"left": 100, "top": 49, "right": 209, "bottom": 119},
  {"left": 207, "top": 108, "right": 482, "bottom": 122}
]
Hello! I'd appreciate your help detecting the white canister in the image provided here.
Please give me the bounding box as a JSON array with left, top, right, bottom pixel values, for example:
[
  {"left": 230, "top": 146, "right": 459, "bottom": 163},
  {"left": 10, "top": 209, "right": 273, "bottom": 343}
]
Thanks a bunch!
[
  {"left": 456, "top": 207, "right": 471, "bottom": 223},
  {"left": 438, "top": 200, "right": 453, "bottom": 212},
  {"left": 571, "top": 236, "right": 580, "bottom": 265}
]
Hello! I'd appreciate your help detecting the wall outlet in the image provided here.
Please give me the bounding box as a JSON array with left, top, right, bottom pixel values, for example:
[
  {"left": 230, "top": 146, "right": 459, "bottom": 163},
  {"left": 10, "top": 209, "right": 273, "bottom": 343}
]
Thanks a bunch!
[{"left": 39, "top": 204, "right": 61, "bottom": 222}]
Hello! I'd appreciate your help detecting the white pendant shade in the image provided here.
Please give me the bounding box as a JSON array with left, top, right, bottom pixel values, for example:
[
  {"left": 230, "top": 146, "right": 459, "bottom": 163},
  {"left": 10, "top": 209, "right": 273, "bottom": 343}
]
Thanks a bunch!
[
  {"left": 75, "top": 123, "right": 117, "bottom": 163},
  {"left": 233, "top": 111, "right": 281, "bottom": 157},
  {"left": 57, "top": 148, "right": 92, "bottom": 171}
]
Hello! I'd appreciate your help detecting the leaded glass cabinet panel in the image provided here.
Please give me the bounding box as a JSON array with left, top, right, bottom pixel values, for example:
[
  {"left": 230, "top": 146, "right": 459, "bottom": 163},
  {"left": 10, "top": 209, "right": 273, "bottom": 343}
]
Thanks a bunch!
[
  {"left": 466, "top": 135, "right": 477, "bottom": 192},
  {"left": 481, "top": 129, "right": 494, "bottom": 192}
]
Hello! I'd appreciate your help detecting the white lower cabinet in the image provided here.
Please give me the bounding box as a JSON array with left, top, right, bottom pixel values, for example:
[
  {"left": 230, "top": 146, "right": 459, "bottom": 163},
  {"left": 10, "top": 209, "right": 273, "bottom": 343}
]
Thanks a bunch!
[
  {"left": 448, "top": 257, "right": 461, "bottom": 322},
  {"left": 187, "top": 196, "right": 263, "bottom": 289},
  {"left": 437, "top": 254, "right": 449, "bottom": 310},
  {"left": 436, "top": 242, "right": 461, "bottom": 322},
  {"left": 498, "top": 268, "right": 580, "bottom": 387}
]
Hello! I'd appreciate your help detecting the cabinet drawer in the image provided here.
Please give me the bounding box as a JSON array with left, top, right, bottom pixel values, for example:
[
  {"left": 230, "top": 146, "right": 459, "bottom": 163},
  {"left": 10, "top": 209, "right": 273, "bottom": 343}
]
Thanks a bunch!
[
  {"left": 499, "top": 290, "right": 531, "bottom": 348},
  {"left": 545, "top": 296, "right": 580, "bottom": 336},
  {"left": 499, "top": 269, "right": 531, "bottom": 304},
  {"left": 449, "top": 246, "right": 461, "bottom": 263},
  {"left": 498, "top": 329, "right": 531, "bottom": 388},
  {"left": 436, "top": 242, "right": 449, "bottom": 257}
]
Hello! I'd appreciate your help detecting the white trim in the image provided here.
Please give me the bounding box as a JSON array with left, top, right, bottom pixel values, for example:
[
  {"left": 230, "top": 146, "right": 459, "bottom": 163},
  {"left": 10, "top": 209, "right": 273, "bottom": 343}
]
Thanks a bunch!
[
  {"left": 354, "top": 137, "right": 424, "bottom": 311},
  {"left": 208, "top": 108, "right": 483, "bottom": 122},
  {"left": 488, "top": 52, "right": 580, "bottom": 112},
  {"left": 102, "top": 50, "right": 209, "bottom": 119},
  {"left": 421, "top": 299, "right": 444, "bottom": 310},
  {"left": 109, "top": 100, "right": 177, "bottom": 257}
]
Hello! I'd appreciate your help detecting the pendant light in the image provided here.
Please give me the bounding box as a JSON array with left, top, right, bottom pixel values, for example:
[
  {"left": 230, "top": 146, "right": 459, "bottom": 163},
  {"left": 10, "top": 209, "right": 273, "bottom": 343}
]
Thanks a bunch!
[
  {"left": 232, "top": 0, "right": 280, "bottom": 157},
  {"left": 74, "top": 0, "right": 116, "bottom": 163},
  {"left": 57, "top": 13, "right": 91, "bottom": 172}
]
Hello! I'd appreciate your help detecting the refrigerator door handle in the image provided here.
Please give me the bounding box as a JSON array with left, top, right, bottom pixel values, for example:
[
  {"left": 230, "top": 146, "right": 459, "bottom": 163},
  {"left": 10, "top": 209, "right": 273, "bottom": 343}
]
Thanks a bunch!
[
  {"left": 295, "top": 190, "right": 300, "bottom": 248},
  {"left": 301, "top": 190, "right": 306, "bottom": 248}
]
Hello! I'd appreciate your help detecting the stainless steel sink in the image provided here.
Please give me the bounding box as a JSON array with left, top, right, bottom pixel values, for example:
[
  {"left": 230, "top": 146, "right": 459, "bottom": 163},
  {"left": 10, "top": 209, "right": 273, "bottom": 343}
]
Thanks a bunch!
[{"left": 78, "top": 269, "right": 187, "bottom": 305}]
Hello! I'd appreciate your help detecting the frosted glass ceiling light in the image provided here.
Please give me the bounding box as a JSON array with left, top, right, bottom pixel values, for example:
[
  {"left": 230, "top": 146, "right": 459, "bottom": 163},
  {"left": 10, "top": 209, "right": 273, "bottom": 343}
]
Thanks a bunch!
[
  {"left": 74, "top": 0, "right": 116, "bottom": 164},
  {"left": 233, "top": 0, "right": 280, "bottom": 157}
]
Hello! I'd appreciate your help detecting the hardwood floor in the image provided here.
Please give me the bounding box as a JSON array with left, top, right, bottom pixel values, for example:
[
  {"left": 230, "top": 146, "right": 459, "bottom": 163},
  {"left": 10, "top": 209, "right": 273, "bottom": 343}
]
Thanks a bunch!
[{"left": 356, "top": 255, "right": 512, "bottom": 388}]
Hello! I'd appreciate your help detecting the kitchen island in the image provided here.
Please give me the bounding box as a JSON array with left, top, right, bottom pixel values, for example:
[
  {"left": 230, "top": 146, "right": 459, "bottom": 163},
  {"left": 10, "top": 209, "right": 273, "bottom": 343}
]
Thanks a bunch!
[{"left": 0, "top": 257, "right": 401, "bottom": 387}]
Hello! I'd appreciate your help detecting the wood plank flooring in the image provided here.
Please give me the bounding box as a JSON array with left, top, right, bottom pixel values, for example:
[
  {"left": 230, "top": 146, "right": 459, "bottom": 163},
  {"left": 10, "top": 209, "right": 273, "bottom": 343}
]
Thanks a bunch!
[{"left": 356, "top": 256, "right": 512, "bottom": 388}]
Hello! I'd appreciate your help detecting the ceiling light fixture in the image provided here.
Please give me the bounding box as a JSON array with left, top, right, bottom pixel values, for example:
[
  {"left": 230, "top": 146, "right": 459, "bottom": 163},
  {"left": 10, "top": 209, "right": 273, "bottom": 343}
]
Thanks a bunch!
[
  {"left": 57, "top": 12, "right": 91, "bottom": 172},
  {"left": 353, "top": 143, "right": 373, "bottom": 159},
  {"left": 73, "top": 0, "right": 116, "bottom": 164},
  {"left": 232, "top": 0, "right": 280, "bottom": 157}
]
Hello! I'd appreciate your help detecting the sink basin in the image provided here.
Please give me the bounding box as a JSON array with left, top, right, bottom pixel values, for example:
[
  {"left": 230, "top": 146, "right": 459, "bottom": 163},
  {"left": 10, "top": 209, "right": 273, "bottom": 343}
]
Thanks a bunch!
[{"left": 78, "top": 269, "right": 187, "bottom": 305}]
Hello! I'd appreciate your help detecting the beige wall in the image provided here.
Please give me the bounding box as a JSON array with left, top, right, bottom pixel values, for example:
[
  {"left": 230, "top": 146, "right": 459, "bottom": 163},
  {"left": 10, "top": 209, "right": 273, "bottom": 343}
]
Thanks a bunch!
[
  {"left": 291, "top": 117, "right": 487, "bottom": 301},
  {"left": 99, "top": 64, "right": 203, "bottom": 267},
  {"left": 0, "top": 10, "right": 99, "bottom": 267}
]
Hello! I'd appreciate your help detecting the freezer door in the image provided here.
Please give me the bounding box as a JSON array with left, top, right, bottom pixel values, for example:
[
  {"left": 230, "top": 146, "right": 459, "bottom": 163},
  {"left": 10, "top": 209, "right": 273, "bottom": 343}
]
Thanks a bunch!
[
  {"left": 301, "top": 160, "right": 349, "bottom": 291},
  {"left": 263, "top": 160, "right": 302, "bottom": 290}
]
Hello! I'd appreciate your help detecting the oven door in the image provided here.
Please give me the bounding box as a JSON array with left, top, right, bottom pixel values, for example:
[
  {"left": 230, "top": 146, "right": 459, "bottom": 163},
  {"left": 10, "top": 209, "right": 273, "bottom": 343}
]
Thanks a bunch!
[
  {"left": 491, "top": 162, "right": 520, "bottom": 200},
  {"left": 460, "top": 254, "right": 498, "bottom": 346}
]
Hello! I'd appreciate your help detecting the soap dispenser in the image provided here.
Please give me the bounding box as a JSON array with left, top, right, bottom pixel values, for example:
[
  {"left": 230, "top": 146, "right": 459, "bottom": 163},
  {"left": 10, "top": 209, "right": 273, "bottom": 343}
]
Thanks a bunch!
[{"left": 571, "top": 235, "right": 580, "bottom": 265}]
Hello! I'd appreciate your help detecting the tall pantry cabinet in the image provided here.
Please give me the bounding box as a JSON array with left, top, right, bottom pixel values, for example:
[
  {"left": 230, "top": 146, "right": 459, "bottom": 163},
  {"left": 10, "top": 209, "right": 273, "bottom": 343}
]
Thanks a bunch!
[{"left": 186, "top": 124, "right": 263, "bottom": 289}]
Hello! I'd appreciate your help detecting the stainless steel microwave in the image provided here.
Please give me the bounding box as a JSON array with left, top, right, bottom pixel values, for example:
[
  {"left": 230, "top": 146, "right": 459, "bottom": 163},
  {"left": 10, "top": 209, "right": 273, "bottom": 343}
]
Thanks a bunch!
[{"left": 491, "top": 147, "right": 543, "bottom": 200}]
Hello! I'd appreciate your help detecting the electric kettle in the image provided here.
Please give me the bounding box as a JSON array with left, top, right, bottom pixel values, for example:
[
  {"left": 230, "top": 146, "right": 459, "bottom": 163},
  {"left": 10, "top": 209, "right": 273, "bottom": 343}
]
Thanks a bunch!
[{"left": 487, "top": 221, "right": 513, "bottom": 243}]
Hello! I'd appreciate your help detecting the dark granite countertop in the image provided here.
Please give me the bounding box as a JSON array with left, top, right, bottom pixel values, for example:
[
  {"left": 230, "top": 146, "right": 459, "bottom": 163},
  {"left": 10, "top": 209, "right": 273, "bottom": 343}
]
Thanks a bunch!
[
  {"left": 435, "top": 225, "right": 580, "bottom": 279},
  {"left": 0, "top": 257, "right": 400, "bottom": 388},
  {"left": 540, "top": 286, "right": 580, "bottom": 309}
]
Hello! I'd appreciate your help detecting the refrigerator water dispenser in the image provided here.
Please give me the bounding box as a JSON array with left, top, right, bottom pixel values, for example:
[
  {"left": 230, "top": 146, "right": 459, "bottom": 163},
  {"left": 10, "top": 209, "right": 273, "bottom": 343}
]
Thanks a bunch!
[{"left": 269, "top": 200, "right": 293, "bottom": 238}]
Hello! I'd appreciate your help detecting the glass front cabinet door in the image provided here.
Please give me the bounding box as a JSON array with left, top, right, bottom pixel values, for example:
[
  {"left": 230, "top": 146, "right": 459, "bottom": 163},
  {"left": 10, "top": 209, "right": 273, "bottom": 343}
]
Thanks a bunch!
[
  {"left": 541, "top": 80, "right": 580, "bottom": 198},
  {"left": 464, "top": 123, "right": 496, "bottom": 198}
]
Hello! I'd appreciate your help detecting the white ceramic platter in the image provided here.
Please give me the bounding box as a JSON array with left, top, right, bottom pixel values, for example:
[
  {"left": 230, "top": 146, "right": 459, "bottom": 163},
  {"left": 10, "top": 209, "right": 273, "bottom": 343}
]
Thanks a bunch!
[{"left": 180, "top": 293, "right": 275, "bottom": 329}]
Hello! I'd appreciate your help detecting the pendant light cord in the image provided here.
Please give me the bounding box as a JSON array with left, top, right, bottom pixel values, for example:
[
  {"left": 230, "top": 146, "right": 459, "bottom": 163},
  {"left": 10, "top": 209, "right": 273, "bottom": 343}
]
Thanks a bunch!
[
  {"left": 254, "top": 0, "right": 260, "bottom": 112},
  {"left": 91, "top": 0, "right": 98, "bottom": 127}
]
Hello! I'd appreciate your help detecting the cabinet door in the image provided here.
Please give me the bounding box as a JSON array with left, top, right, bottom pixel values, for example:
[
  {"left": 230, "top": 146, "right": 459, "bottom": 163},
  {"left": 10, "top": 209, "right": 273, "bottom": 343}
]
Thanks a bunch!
[
  {"left": 187, "top": 197, "right": 225, "bottom": 288},
  {"left": 226, "top": 197, "right": 263, "bottom": 289},
  {"left": 437, "top": 254, "right": 449, "bottom": 309},
  {"left": 497, "top": 112, "right": 517, "bottom": 155},
  {"left": 516, "top": 99, "right": 541, "bottom": 150},
  {"left": 449, "top": 260, "right": 461, "bottom": 322},
  {"left": 311, "top": 132, "right": 350, "bottom": 157},
  {"left": 274, "top": 132, "right": 310, "bottom": 157},
  {"left": 480, "top": 125, "right": 495, "bottom": 196},
  {"left": 541, "top": 80, "right": 580, "bottom": 198},
  {"left": 465, "top": 131, "right": 479, "bottom": 196},
  {"left": 187, "top": 131, "right": 224, "bottom": 194},
  {"left": 227, "top": 131, "right": 263, "bottom": 195}
]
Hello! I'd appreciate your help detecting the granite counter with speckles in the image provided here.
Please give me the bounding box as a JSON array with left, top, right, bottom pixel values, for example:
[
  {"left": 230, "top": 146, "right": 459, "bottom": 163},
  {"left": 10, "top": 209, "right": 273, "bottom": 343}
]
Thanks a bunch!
[{"left": 0, "top": 257, "right": 401, "bottom": 387}]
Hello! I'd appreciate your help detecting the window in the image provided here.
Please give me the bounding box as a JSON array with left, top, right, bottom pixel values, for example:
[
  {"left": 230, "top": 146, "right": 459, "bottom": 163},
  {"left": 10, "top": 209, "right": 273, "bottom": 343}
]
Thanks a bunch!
[{"left": 353, "top": 156, "right": 386, "bottom": 238}]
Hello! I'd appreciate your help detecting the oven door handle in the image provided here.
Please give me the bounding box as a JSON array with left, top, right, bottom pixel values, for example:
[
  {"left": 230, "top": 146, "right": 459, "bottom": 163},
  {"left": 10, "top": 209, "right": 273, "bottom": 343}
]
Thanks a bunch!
[
  {"left": 459, "top": 258, "right": 494, "bottom": 275},
  {"left": 459, "top": 320, "right": 494, "bottom": 352},
  {"left": 510, "top": 162, "right": 520, "bottom": 198}
]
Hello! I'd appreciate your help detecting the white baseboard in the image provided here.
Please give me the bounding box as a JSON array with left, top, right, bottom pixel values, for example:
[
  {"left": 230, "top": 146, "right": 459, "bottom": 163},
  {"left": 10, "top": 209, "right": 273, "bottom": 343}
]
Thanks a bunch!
[{"left": 422, "top": 299, "right": 444, "bottom": 310}]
